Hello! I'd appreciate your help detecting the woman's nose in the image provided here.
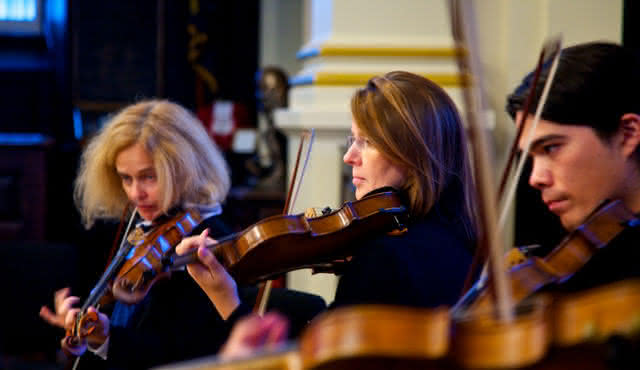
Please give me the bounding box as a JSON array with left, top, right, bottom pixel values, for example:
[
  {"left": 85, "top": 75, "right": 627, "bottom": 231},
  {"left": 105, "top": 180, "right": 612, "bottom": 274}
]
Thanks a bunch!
[
  {"left": 131, "top": 181, "right": 147, "bottom": 200},
  {"left": 343, "top": 144, "right": 360, "bottom": 166}
]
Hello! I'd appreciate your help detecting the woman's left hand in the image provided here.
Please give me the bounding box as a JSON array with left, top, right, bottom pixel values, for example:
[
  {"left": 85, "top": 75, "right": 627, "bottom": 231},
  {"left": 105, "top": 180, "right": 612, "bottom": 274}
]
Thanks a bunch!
[{"left": 176, "top": 229, "right": 240, "bottom": 319}]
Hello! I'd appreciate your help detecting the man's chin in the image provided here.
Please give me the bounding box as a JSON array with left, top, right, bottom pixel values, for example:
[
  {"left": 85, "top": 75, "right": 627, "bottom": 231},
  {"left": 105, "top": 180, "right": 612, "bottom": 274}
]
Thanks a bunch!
[{"left": 559, "top": 213, "right": 582, "bottom": 231}]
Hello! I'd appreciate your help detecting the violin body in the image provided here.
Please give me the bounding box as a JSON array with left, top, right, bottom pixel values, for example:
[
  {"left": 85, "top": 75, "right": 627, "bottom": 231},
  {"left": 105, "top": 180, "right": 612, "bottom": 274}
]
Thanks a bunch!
[
  {"left": 152, "top": 278, "right": 640, "bottom": 370},
  {"left": 551, "top": 278, "right": 640, "bottom": 347},
  {"left": 61, "top": 211, "right": 202, "bottom": 348},
  {"left": 111, "top": 209, "right": 203, "bottom": 304},
  {"left": 299, "top": 305, "right": 449, "bottom": 370},
  {"left": 469, "top": 200, "right": 637, "bottom": 313},
  {"left": 169, "top": 191, "right": 407, "bottom": 285},
  {"left": 105, "top": 191, "right": 405, "bottom": 306},
  {"left": 451, "top": 295, "right": 551, "bottom": 369}
]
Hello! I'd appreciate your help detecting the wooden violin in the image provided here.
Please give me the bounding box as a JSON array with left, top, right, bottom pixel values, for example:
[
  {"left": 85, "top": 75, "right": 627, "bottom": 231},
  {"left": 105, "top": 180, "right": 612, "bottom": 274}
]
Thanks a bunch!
[
  {"left": 460, "top": 199, "right": 638, "bottom": 314},
  {"left": 166, "top": 190, "right": 407, "bottom": 285},
  {"left": 86, "top": 190, "right": 404, "bottom": 311},
  {"left": 64, "top": 208, "right": 203, "bottom": 351},
  {"left": 109, "top": 209, "right": 203, "bottom": 304},
  {"left": 298, "top": 305, "right": 449, "bottom": 370},
  {"left": 446, "top": 199, "right": 638, "bottom": 369}
]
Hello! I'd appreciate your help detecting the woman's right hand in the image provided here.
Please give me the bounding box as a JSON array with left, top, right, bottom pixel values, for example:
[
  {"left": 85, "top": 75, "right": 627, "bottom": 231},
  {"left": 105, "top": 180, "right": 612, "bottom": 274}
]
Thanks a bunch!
[
  {"left": 176, "top": 229, "right": 240, "bottom": 319},
  {"left": 40, "top": 287, "right": 79, "bottom": 330},
  {"left": 220, "top": 312, "right": 289, "bottom": 360}
]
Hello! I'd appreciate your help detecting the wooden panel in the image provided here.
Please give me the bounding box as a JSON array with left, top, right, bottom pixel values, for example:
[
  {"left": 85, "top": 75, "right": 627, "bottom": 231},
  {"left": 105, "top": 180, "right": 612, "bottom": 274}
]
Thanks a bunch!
[{"left": 0, "top": 134, "right": 52, "bottom": 241}]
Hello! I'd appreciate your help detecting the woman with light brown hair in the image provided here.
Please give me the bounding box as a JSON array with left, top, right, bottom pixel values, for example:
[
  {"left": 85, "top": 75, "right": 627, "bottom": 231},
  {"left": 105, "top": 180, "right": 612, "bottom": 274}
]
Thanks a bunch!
[
  {"left": 348, "top": 70, "right": 476, "bottom": 235},
  {"left": 176, "top": 71, "right": 476, "bottom": 357}
]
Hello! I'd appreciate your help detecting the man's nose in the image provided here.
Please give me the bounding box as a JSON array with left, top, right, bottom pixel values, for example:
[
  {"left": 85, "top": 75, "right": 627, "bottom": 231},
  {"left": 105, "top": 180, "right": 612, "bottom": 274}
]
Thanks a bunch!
[{"left": 528, "top": 160, "right": 551, "bottom": 190}]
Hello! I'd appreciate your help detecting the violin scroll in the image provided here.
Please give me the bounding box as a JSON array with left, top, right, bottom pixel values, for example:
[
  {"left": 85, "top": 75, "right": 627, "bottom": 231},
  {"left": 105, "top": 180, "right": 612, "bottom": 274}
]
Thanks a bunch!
[{"left": 63, "top": 310, "right": 108, "bottom": 356}]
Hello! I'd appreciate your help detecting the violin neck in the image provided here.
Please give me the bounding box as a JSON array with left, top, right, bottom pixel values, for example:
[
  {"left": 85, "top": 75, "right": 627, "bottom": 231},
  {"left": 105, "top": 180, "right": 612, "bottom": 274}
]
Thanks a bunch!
[
  {"left": 166, "top": 232, "right": 238, "bottom": 271},
  {"left": 81, "top": 241, "right": 135, "bottom": 311}
]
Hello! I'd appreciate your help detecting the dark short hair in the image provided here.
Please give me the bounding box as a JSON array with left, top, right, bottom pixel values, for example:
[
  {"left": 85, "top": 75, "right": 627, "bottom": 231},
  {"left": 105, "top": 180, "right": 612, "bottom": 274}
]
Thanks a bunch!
[{"left": 507, "top": 42, "right": 640, "bottom": 139}]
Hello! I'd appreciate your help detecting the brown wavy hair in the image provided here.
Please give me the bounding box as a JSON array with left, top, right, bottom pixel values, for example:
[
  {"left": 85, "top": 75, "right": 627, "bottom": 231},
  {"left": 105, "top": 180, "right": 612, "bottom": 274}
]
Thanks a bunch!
[{"left": 351, "top": 71, "right": 477, "bottom": 238}]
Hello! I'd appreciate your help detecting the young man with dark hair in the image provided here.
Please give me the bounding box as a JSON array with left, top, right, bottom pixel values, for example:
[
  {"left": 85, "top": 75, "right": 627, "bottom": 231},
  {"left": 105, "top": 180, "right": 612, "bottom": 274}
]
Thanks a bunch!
[{"left": 507, "top": 42, "right": 640, "bottom": 291}]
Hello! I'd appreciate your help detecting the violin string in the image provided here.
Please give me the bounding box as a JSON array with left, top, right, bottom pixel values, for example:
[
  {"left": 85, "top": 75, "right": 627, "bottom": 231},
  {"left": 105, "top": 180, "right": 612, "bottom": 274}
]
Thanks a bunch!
[
  {"left": 81, "top": 208, "right": 139, "bottom": 311},
  {"left": 497, "top": 44, "right": 562, "bottom": 231}
]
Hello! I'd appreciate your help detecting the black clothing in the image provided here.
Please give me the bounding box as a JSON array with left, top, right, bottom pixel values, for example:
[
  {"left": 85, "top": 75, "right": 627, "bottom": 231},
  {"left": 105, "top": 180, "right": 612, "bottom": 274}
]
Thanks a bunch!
[
  {"left": 236, "top": 286, "right": 326, "bottom": 338},
  {"left": 332, "top": 199, "right": 474, "bottom": 308}
]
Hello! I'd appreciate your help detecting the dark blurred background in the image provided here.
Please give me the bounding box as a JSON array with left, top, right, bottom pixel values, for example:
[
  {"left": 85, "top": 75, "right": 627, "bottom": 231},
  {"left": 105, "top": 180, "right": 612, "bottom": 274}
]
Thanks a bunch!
[{"left": 0, "top": 1, "right": 292, "bottom": 368}]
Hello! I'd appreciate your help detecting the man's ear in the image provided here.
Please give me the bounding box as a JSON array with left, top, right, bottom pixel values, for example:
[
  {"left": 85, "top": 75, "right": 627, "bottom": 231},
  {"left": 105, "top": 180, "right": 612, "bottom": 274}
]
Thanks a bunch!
[{"left": 618, "top": 113, "right": 640, "bottom": 158}]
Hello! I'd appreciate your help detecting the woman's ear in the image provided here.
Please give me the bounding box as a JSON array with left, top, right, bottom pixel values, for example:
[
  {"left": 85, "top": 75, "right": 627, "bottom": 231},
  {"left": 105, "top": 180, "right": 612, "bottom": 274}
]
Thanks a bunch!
[{"left": 618, "top": 113, "right": 640, "bottom": 159}]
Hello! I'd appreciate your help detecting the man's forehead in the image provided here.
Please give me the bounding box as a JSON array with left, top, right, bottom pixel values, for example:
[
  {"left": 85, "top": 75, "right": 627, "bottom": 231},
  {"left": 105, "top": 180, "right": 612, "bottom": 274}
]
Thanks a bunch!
[
  {"left": 515, "top": 113, "right": 539, "bottom": 150},
  {"left": 515, "top": 113, "right": 565, "bottom": 150}
]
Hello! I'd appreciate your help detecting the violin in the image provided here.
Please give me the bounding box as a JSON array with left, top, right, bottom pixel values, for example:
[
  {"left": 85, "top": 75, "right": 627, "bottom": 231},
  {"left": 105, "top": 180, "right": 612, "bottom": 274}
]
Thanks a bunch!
[
  {"left": 84, "top": 190, "right": 405, "bottom": 311},
  {"left": 536, "top": 278, "right": 640, "bottom": 369},
  {"left": 166, "top": 190, "right": 407, "bottom": 285},
  {"left": 64, "top": 209, "right": 203, "bottom": 349},
  {"left": 155, "top": 305, "right": 449, "bottom": 370},
  {"left": 160, "top": 277, "right": 640, "bottom": 370},
  {"left": 444, "top": 198, "right": 640, "bottom": 370},
  {"left": 298, "top": 305, "right": 449, "bottom": 370},
  {"left": 111, "top": 209, "right": 203, "bottom": 304},
  {"left": 460, "top": 199, "right": 638, "bottom": 314},
  {"left": 448, "top": 279, "right": 640, "bottom": 369},
  {"left": 450, "top": 295, "right": 551, "bottom": 369}
]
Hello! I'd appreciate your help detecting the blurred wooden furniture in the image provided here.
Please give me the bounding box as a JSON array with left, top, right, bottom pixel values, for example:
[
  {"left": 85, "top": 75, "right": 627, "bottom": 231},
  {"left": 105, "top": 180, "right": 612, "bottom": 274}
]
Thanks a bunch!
[
  {"left": 0, "top": 133, "right": 53, "bottom": 241},
  {"left": 226, "top": 186, "right": 285, "bottom": 232}
]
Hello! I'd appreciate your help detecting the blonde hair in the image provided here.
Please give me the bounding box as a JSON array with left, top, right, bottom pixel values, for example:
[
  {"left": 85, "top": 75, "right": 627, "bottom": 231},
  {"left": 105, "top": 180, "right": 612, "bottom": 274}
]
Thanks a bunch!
[
  {"left": 74, "top": 99, "right": 230, "bottom": 228},
  {"left": 351, "top": 71, "right": 477, "bottom": 237}
]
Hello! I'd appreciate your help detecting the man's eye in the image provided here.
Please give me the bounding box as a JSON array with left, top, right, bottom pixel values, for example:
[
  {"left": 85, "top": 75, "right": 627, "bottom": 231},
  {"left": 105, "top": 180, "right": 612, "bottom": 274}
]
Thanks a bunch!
[{"left": 542, "top": 144, "right": 560, "bottom": 154}]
